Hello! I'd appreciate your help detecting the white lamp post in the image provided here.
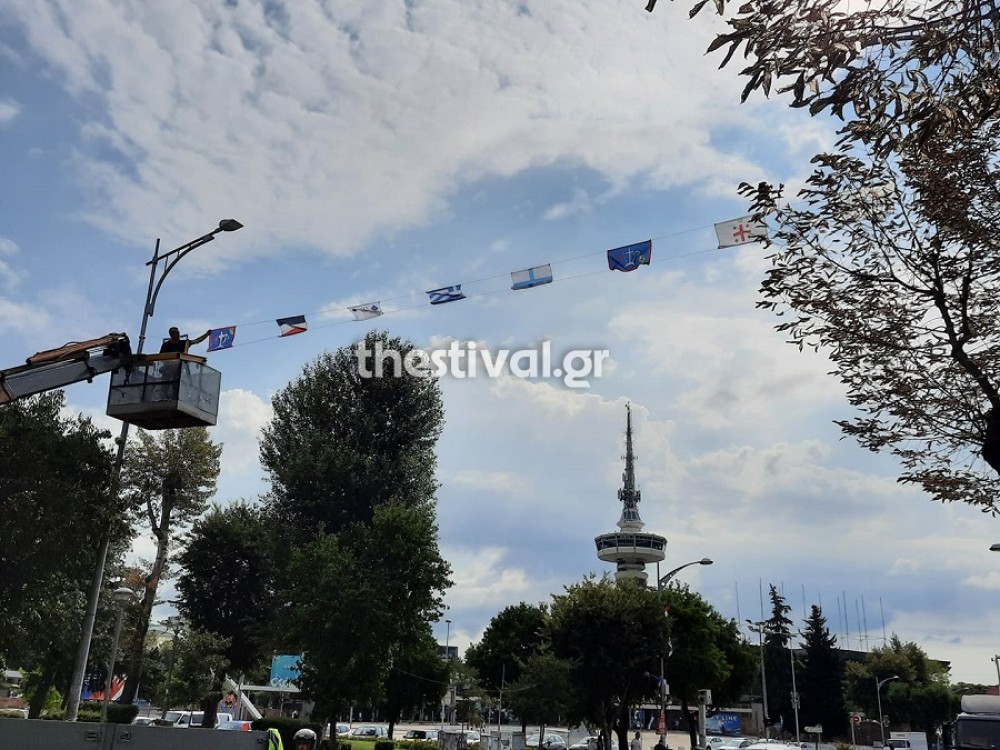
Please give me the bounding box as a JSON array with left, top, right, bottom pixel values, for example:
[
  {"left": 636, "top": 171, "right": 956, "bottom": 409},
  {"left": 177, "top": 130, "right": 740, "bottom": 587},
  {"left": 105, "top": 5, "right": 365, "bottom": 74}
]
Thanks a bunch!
[
  {"left": 747, "top": 621, "right": 771, "bottom": 738},
  {"left": 100, "top": 587, "right": 137, "bottom": 723},
  {"left": 656, "top": 558, "right": 713, "bottom": 743},
  {"left": 65, "top": 220, "right": 243, "bottom": 721},
  {"left": 876, "top": 675, "right": 900, "bottom": 746},
  {"left": 441, "top": 619, "right": 452, "bottom": 730}
]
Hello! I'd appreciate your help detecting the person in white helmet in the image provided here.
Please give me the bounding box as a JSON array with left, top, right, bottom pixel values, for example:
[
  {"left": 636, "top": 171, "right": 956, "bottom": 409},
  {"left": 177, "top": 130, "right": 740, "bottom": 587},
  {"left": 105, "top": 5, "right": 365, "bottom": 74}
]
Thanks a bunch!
[{"left": 293, "top": 727, "right": 318, "bottom": 750}]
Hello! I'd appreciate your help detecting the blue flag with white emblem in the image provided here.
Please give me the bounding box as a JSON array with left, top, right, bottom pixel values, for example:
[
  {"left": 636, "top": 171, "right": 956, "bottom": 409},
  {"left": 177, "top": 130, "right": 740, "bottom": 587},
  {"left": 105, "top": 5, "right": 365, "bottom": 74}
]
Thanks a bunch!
[
  {"left": 607, "top": 240, "right": 652, "bottom": 272},
  {"left": 427, "top": 285, "right": 466, "bottom": 305},
  {"left": 207, "top": 326, "right": 236, "bottom": 351}
]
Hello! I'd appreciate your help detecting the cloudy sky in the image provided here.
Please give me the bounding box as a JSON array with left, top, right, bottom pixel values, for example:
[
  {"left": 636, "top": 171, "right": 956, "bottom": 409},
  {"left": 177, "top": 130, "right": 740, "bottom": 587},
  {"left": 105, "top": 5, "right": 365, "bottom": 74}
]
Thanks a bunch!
[{"left": 2, "top": 0, "right": 999, "bottom": 688}]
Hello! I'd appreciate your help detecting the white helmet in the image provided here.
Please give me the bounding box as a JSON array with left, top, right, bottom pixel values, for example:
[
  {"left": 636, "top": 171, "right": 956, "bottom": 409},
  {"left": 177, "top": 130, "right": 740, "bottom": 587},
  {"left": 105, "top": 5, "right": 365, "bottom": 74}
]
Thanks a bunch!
[{"left": 294, "top": 728, "right": 318, "bottom": 748}]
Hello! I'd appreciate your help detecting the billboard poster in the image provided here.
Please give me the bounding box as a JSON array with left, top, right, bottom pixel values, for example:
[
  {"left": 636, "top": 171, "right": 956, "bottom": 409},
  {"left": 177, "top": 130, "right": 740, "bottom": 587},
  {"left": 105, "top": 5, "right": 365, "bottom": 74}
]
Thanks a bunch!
[
  {"left": 269, "top": 654, "right": 301, "bottom": 688},
  {"left": 706, "top": 712, "right": 743, "bottom": 735}
]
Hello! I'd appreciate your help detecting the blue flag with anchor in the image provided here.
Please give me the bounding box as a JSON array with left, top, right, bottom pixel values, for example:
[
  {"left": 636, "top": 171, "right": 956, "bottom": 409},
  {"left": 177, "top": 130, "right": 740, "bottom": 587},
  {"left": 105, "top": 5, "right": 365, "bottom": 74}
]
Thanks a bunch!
[
  {"left": 607, "top": 239, "right": 652, "bottom": 272},
  {"left": 511, "top": 263, "right": 553, "bottom": 290},
  {"left": 426, "top": 285, "right": 466, "bottom": 305}
]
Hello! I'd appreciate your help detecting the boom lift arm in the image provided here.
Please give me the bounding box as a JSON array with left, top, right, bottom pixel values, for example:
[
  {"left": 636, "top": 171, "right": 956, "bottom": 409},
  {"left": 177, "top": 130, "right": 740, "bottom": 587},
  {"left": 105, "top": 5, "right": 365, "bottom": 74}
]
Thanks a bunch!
[{"left": 0, "top": 333, "right": 132, "bottom": 405}]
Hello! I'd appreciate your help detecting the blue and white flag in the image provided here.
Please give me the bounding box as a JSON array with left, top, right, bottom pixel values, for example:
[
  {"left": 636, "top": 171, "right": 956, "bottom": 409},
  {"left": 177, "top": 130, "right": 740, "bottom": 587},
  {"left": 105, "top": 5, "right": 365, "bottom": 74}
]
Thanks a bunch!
[
  {"left": 276, "top": 315, "right": 308, "bottom": 337},
  {"left": 607, "top": 240, "right": 652, "bottom": 272},
  {"left": 349, "top": 302, "right": 383, "bottom": 321},
  {"left": 207, "top": 326, "right": 236, "bottom": 352},
  {"left": 511, "top": 263, "right": 553, "bottom": 290},
  {"left": 426, "top": 285, "right": 466, "bottom": 305}
]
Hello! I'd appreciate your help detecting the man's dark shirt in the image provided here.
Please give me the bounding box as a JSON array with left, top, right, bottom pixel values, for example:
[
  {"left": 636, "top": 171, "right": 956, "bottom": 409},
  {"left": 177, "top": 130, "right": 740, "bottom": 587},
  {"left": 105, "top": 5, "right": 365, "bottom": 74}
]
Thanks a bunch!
[{"left": 159, "top": 339, "right": 187, "bottom": 354}]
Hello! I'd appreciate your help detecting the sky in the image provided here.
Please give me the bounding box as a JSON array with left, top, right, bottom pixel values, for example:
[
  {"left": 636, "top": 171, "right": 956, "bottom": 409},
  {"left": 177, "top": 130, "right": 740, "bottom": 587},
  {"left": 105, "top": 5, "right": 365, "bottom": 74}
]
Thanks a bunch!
[{"left": 2, "top": 0, "right": 999, "bottom": 690}]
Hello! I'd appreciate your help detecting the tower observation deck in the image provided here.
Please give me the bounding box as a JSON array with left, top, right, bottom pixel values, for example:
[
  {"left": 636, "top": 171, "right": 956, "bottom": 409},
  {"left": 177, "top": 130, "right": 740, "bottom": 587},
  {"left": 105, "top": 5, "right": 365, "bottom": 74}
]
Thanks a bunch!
[{"left": 594, "top": 404, "right": 666, "bottom": 584}]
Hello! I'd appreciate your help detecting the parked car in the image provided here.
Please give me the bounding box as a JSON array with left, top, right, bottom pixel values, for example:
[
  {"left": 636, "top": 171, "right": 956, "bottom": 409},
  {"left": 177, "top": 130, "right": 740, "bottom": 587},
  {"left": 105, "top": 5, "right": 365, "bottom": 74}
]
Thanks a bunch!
[
  {"left": 217, "top": 719, "right": 254, "bottom": 731},
  {"left": 336, "top": 723, "right": 352, "bottom": 736},
  {"left": 465, "top": 730, "right": 482, "bottom": 744},
  {"left": 132, "top": 716, "right": 157, "bottom": 726},
  {"left": 161, "top": 710, "right": 205, "bottom": 727},
  {"left": 405, "top": 730, "right": 437, "bottom": 741},
  {"left": 717, "top": 738, "right": 757, "bottom": 750},
  {"left": 527, "top": 734, "right": 568, "bottom": 749},
  {"left": 569, "top": 736, "right": 618, "bottom": 750},
  {"left": 351, "top": 725, "right": 390, "bottom": 739}
]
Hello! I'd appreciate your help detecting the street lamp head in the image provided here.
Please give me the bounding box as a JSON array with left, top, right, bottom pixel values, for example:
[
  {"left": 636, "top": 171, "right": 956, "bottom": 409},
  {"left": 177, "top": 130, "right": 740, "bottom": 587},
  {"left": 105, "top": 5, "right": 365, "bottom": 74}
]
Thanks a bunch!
[
  {"left": 112, "top": 587, "right": 136, "bottom": 606},
  {"left": 699, "top": 558, "right": 713, "bottom": 566},
  {"left": 218, "top": 219, "right": 243, "bottom": 232},
  {"left": 991, "top": 542, "right": 1000, "bottom": 552}
]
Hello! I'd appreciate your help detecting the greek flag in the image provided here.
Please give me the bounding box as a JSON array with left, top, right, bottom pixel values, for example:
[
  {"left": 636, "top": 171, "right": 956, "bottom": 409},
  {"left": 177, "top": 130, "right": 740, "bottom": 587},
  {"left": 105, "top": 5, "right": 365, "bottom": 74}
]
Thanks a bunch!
[
  {"left": 349, "top": 303, "right": 383, "bottom": 321},
  {"left": 426, "top": 285, "right": 466, "bottom": 305},
  {"left": 511, "top": 264, "right": 553, "bottom": 290}
]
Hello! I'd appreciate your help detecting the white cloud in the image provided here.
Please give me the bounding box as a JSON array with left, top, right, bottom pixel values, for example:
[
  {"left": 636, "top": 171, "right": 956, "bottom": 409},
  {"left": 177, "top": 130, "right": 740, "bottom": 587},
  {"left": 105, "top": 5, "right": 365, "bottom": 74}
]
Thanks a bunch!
[
  {"left": 3, "top": 0, "right": 809, "bottom": 265},
  {"left": 0, "top": 99, "right": 20, "bottom": 126}
]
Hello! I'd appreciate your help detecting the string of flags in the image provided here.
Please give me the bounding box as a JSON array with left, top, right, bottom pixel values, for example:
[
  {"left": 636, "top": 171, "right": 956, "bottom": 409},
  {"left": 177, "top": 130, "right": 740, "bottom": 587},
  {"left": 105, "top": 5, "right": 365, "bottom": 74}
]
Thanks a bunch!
[{"left": 204, "top": 215, "right": 767, "bottom": 352}]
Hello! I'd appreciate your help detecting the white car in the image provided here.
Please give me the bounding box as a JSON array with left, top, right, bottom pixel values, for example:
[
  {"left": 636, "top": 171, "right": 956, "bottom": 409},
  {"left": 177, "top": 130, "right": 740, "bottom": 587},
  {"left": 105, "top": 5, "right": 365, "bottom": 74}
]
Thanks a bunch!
[
  {"left": 527, "top": 734, "right": 568, "bottom": 749},
  {"left": 351, "top": 725, "right": 390, "bottom": 739},
  {"left": 569, "top": 737, "right": 618, "bottom": 750}
]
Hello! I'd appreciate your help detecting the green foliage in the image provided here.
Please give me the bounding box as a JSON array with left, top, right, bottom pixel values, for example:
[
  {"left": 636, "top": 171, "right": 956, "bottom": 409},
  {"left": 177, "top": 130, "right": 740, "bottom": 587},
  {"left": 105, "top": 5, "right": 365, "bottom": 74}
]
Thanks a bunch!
[
  {"left": 118, "top": 426, "right": 222, "bottom": 704},
  {"left": 374, "top": 740, "right": 396, "bottom": 750},
  {"left": 466, "top": 603, "right": 548, "bottom": 693},
  {"left": 162, "top": 627, "right": 231, "bottom": 709},
  {"left": 260, "top": 330, "right": 444, "bottom": 538},
  {"left": 383, "top": 627, "right": 450, "bottom": 729},
  {"left": 844, "top": 636, "right": 956, "bottom": 734},
  {"left": 176, "top": 501, "right": 276, "bottom": 673},
  {"left": 74, "top": 701, "right": 138, "bottom": 723},
  {"left": 505, "top": 651, "right": 574, "bottom": 728},
  {"left": 0, "top": 392, "right": 121, "bottom": 666},
  {"left": 548, "top": 576, "right": 669, "bottom": 738},
  {"left": 798, "top": 605, "right": 847, "bottom": 738}
]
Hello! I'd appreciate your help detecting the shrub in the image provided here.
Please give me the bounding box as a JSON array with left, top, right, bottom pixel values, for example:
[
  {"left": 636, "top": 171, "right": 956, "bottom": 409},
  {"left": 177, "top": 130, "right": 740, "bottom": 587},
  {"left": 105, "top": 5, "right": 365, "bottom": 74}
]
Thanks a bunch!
[
  {"left": 375, "top": 740, "right": 395, "bottom": 750},
  {"left": 75, "top": 701, "right": 140, "bottom": 724}
]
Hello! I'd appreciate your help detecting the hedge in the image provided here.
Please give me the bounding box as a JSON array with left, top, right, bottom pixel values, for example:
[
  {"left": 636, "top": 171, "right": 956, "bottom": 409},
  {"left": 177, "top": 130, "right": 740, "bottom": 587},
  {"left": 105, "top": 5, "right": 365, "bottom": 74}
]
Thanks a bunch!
[{"left": 76, "top": 701, "right": 139, "bottom": 724}]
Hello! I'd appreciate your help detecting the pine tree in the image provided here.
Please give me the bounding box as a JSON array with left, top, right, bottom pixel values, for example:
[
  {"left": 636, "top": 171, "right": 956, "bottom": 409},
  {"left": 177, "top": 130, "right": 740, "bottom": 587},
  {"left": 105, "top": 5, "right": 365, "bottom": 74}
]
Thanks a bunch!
[{"left": 798, "top": 605, "right": 846, "bottom": 739}]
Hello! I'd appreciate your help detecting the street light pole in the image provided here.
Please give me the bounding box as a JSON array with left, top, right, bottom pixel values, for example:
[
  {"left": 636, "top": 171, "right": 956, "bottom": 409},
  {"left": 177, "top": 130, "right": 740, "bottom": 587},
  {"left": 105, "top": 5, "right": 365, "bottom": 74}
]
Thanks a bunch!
[
  {"left": 789, "top": 636, "right": 800, "bottom": 744},
  {"left": 876, "top": 675, "right": 899, "bottom": 746},
  {"left": 442, "top": 619, "right": 452, "bottom": 730},
  {"left": 64, "top": 220, "right": 243, "bottom": 721},
  {"left": 747, "top": 621, "right": 771, "bottom": 739},
  {"left": 100, "top": 587, "right": 137, "bottom": 723},
  {"left": 657, "top": 559, "right": 713, "bottom": 744},
  {"left": 992, "top": 655, "right": 1000, "bottom": 693}
]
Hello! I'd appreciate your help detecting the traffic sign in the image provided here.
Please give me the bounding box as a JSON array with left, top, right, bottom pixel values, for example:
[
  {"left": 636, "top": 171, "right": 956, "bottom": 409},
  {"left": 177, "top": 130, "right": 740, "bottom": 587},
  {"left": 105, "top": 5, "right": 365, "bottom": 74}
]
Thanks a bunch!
[
  {"left": 852, "top": 715, "right": 862, "bottom": 724},
  {"left": 804, "top": 725, "right": 823, "bottom": 734}
]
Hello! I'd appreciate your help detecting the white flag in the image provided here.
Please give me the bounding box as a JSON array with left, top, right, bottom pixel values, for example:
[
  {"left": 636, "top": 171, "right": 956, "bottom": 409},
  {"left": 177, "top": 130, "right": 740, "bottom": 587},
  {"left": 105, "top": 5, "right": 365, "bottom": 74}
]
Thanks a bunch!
[
  {"left": 714, "top": 216, "right": 768, "bottom": 248},
  {"left": 349, "top": 302, "right": 383, "bottom": 321}
]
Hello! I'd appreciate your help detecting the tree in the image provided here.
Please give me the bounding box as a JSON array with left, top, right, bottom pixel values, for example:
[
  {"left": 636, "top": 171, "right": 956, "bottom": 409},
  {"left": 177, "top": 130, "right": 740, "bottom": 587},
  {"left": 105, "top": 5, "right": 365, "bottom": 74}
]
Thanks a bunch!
[
  {"left": 745, "top": 120, "right": 1000, "bottom": 510},
  {"left": 797, "top": 605, "right": 846, "bottom": 740},
  {"left": 118, "top": 427, "right": 222, "bottom": 705},
  {"left": 260, "top": 330, "right": 444, "bottom": 538},
  {"left": 504, "top": 652, "right": 575, "bottom": 738},
  {"left": 760, "top": 585, "right": 794, "bottom": 736},
  {"left": 662, "top": 584, "right": 755, "bottom": 749},
  {"left": 650, "top": 0, "right": 1000, "bottom": 509},
  {"left": 277, "top": 503, "right": 450, "bottom": 725},
  {"left": 175, "top": 501, "right": 276, "bottom": 676},
  {"left": 672, "top": 0, "right": 999, "bottom": 158},
  {"left": 0, "top": 392, "right": 129, "bottom": 707},
  {"left": 465, "top": 603, "right": 549, "bottom": 706},
  {"left": 548, "top": 577, "right": 669, "bottom": 750},
  {"left": 844, "top": 636, "right": 954, "bottom": 737},
  {"left": 382, "top": 627, "right": 450, "bottom": 733}
]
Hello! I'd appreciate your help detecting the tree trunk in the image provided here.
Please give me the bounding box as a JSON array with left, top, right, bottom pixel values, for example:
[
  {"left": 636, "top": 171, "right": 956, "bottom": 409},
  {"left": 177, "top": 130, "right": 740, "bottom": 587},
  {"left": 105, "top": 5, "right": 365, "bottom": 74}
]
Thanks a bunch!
[
  {"left": 28, "top": 662, "right": 57, "bottom": 718},
  {"left": 120, "top": 494, "right": 174, "bottom": 705}
]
